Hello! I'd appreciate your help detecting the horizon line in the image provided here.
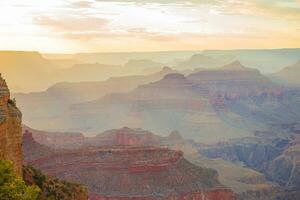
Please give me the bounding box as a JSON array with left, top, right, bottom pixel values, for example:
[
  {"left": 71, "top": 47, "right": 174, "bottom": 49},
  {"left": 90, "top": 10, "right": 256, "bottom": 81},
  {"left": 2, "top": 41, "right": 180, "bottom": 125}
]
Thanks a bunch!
[{"left": 1, "top": 47, "right": 300, "bottom": 55}]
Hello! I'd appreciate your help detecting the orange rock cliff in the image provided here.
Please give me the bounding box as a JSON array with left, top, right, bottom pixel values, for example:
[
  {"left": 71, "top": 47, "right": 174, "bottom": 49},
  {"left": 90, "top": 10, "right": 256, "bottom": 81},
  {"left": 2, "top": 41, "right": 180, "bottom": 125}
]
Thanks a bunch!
[{"left": 0, "top": 74, "right": 23, "bottom": 175}]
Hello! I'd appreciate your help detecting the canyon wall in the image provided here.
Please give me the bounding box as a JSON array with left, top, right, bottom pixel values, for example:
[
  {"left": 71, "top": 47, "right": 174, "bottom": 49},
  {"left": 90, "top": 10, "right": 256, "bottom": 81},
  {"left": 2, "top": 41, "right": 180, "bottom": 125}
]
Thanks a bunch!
[
  {"left": 26, "top": 145, "right": 236, "bottom": 200},
  {"left": 0, "top": 74, "right": 22, "bottom": 175}
]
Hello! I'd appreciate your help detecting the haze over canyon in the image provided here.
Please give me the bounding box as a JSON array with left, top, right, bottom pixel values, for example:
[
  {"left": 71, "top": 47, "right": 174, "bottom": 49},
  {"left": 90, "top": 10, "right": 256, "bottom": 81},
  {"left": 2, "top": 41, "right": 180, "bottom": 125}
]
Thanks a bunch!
[{"left": 1, "top": 0, "right": 300, "bottom": 199}]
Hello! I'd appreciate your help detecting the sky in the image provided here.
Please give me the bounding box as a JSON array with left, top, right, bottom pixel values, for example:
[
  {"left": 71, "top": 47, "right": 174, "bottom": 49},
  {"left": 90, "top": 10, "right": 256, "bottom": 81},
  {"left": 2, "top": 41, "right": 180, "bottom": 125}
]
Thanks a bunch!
[{"left": 0, "top": 0, "right": 300, "bottom": 53}]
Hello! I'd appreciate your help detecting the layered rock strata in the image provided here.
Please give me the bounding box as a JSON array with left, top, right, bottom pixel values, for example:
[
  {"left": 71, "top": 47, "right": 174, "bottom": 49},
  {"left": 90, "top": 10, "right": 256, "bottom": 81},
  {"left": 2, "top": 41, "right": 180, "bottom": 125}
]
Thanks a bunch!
[{"left": 0, "top": 74, "right": 22, "bottom": 175}]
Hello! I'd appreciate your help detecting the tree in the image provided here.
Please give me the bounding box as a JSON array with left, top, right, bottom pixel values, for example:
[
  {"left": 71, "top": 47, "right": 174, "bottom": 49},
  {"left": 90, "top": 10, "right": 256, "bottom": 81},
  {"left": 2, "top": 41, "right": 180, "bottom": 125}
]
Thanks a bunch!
[{"left": 0, "top": 160, "right": 40, "bottom": 200}]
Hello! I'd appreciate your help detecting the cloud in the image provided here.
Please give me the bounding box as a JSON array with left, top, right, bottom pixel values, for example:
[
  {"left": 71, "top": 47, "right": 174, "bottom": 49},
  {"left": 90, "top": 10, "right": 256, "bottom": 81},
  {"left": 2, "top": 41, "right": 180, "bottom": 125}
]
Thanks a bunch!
[
  {"left": 94, "top": 0, "right": 300, "bottom": 18},
  {"left": 21, "top": 0, "right": 300, "bottom": 52},
  {"left": 58, "top": 26, "right": 257, "bottom": 42},
  {"left": 94, "top": 0, "right": 220, "bottom": 5},
  {"left": 57, "top": 27, "right": 192, "bottom": 41},
  {"left": 71, "top": 1, "right": 94, "bottom": 8},
  {"left": 34, "top": 16, "right": 108, "bottom": 32},
  {"left": 255, "top": 0, "right": 300, "bottom": 20}
]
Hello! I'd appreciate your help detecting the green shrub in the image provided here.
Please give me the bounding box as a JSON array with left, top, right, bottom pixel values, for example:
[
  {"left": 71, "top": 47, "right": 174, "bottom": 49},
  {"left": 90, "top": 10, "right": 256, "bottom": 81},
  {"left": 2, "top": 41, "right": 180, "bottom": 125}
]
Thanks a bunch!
[
  {"left": 0, "top": 160, "right": 40, "bottom": 200},
  {"left": 23, "top": 165, "right": 87, "bottom": 200}
]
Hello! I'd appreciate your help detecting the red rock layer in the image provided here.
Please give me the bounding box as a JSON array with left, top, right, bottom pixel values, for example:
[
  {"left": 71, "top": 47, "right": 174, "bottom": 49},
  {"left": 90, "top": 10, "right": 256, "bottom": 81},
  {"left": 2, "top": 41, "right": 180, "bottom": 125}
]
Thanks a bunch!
[{"left": 28, "top": 146, "right": 236, "bottom": 200}]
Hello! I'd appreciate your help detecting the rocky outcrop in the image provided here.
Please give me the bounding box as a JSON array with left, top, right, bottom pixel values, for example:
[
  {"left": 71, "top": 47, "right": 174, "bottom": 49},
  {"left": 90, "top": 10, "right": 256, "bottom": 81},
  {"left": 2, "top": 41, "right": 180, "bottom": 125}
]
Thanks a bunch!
[
  {"left": 23, "top": 130, "right": 55, "bottom": 162},
  {"left": 23, "top": 126, "right": 197, "bottom": 154},
  {"left": 27, "top": 146, "right": 236, "bottom": 200},
  {"left": 23, "top": 125, "right": 86, "bottom": 149},
  {"left": 0, "top": 74, "right": 22, "bottom": 175}
]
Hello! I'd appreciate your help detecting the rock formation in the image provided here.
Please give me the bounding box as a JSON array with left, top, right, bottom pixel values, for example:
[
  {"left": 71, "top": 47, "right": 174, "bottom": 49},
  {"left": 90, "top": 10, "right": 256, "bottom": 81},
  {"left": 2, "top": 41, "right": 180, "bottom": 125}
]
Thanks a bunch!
[
  {"left": 187, "top": 61, "right": 276, "bottom": 97},
  {"left": 27, "top": 145, "right": 236, "bottom": 200},
  {"left": 23, "top": 126, "right": 197, "bottom": 155},
  {"left": 0, "top": 74, "right": 22, "bottom": 175},
  {"left": 198, "top": 136, "right": 300, "bottom": 199},
  {"left": 23, "top": 130, "right": 55, "bottom": 162}
]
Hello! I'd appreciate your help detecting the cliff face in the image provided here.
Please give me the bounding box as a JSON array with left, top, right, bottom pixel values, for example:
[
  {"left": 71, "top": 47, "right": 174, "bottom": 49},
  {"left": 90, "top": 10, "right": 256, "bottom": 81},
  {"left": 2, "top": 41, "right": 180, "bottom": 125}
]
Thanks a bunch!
[
  {"left": 23, "top": 130, "right": 55, "bottom": 163},
  {"left": 27, "top": 146, "right": 236, "bottom": 200},
  {"left": 0, "top": 74, "right": 22, "bottom": 175}
]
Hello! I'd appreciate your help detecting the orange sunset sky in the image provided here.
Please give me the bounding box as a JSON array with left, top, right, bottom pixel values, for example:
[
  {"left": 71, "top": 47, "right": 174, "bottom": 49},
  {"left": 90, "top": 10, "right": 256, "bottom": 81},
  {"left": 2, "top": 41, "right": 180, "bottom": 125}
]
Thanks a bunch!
[{"left": 1, "top": 0, "right": 300, "bottom": 53}]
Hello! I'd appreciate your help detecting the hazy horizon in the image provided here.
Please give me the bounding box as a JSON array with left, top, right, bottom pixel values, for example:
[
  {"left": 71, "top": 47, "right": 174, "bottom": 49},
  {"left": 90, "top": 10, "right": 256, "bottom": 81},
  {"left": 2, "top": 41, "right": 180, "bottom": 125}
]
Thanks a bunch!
[{"left": 2, "top": 47, "right": 300, "bottom": 54}]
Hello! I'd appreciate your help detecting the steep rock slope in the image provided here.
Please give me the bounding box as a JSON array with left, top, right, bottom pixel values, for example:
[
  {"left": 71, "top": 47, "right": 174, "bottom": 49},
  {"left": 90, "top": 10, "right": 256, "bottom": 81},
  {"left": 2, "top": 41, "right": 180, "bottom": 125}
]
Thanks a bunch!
[
  {"left": 23, "top": 130, "right": 55, "bottom": 162},
  {"left": 27, "top": 146, "right": 236, "bottom": 200},
  {"left": 0, "top": 74, "right": 22, "bottom": 175}
]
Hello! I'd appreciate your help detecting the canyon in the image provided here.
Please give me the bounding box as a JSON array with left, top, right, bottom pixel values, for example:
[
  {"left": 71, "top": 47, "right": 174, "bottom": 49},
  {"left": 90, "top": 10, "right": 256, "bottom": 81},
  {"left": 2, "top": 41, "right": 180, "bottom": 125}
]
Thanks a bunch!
[
  {"left": 23, "top": 126, "right": 280, "bottom": 200},
  {"left": 197, "top": 135, "right": 300, "bottom": 200},
  {"left": 23, "top": 127, "right": 297, "bottom": 200},
  {"left": 3, "top": 49, "right": 300, "bottom": 200},
  {"left": 30, "top": 61, "right": 294, "bottom": 144},
  {"left": 24, "top": 139, "right": 236, "bottom": 200}
]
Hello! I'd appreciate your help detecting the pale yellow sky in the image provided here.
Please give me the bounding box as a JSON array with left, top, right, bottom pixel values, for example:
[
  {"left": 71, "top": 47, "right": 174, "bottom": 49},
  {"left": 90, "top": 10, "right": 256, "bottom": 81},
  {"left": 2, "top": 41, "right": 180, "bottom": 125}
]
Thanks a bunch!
[{"left": 0, "top": 0, "right": 300, "bottom": 53}]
